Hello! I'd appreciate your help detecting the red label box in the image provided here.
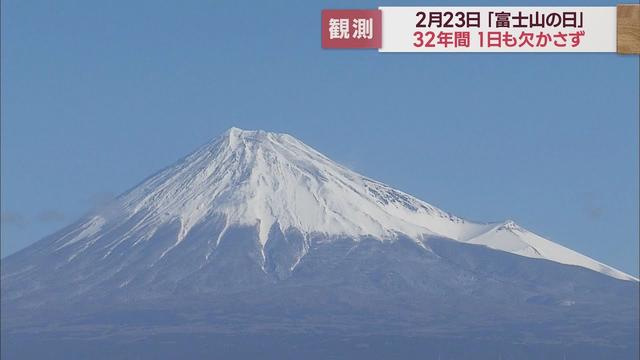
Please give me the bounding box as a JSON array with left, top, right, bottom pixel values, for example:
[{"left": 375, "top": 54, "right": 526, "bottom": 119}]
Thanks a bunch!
[{"left": 321, "top": 9, "right": 382, "bottom": 48}]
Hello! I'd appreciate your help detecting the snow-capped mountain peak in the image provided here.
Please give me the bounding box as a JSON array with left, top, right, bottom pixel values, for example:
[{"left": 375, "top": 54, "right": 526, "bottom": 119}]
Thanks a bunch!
[
  {"left": 54, "top": 128, "right": 636, "bottom": 281},
  {"left": 109, "top": 127, "right": 467, "bottom": 244},
  {"left": 4, "top": 128, "right": 637, "bottom": 360}
]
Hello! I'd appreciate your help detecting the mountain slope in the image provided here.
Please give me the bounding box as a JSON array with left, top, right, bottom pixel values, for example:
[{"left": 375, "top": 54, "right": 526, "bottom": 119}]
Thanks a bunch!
[
  {"left": 33, "top": 127, "right": 635, "bottom": 281},
  {"left": 2, "top": 127, "right": 638, "bottom": 359}
]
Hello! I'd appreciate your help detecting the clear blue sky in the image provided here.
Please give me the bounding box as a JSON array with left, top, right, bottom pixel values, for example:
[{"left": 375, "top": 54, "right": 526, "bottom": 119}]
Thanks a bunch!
[{"left": 1, "top": 0, "right": 638, "bottom": 276}]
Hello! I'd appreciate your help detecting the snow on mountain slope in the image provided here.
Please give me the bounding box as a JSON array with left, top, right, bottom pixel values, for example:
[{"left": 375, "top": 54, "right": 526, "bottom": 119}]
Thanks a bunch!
[
  {"left": 54, "top": 127, "right": 637, "bottom": 281},
  {"left": 465, "top": 221, "right": 636, "bottom": 281}
]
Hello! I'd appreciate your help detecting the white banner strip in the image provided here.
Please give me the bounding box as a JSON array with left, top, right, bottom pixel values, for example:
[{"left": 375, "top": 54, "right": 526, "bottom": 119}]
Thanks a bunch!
[{"left": 379, "top": 7, "right": 616, "bottom": 52}]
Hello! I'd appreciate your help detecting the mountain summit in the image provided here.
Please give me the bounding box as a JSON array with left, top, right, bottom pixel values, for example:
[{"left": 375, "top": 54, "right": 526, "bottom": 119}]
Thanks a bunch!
[
  {"left": 48, "top": 127, "right": 635, "bottom": 281},
  {"left": 2, "top": 128, "right": 638, "bottom": 359}
]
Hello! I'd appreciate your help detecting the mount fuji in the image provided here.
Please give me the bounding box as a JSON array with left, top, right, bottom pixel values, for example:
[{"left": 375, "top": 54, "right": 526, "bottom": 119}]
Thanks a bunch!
[{"left": 2, "top": 128, "right": 638, "bottom": 359}]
